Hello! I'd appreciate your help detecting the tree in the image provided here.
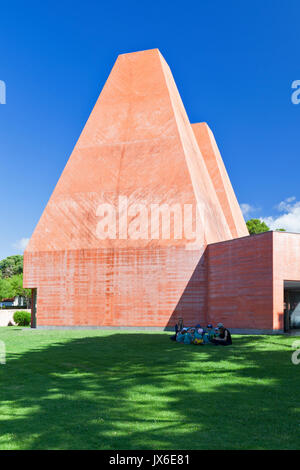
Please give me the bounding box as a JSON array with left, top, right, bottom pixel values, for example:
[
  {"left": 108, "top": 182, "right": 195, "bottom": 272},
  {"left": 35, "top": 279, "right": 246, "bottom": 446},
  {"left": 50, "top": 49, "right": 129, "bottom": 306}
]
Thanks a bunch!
[
  {"left": 0, "top": 277, "right": 14, "bottom": 300},
  {"left": 8, "top": 274, "right": 31, "bottom": 307},
  {"left": 0, "top": 257, "right": 31, "bottom": 306},
  {"left": 0, "top": 255, "right": 23, "bottom": 278},
  {"left": 246, "top": 219, "right": 270, "bottom": 235},
  {"left": 9, "top": 274, "right": 25, "bottom": 297}
]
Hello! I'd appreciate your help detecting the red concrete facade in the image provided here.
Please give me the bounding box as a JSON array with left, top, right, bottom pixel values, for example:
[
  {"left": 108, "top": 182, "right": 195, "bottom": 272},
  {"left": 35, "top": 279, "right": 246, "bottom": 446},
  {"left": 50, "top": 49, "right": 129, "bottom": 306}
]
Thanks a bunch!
[
  {"left": 23, "top": 49, "right": 300, "bottom": 332},
  {"left": 207, "top": 233, "right": 274, "bottom": 331},
  {"left": 206, "top": 231, "right": 300, "bottom": 333}
]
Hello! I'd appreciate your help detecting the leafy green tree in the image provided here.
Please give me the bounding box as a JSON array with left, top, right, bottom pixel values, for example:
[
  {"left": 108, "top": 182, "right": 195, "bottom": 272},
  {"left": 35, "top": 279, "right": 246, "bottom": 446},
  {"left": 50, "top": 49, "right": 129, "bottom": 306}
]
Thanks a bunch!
[
  {"left": 0, "top": 257, "right": 31, "bottom": 306},
  {"left": 0, "top": 277, "right": 14, "bottom": 300},
  {"left": 246, "top": 219, "right": 287, "bottom": 235},
  {"left": 9, "top": 274, "right": 24, "bottom": 297},
  {"left": 0, "top": 272, "right": 31, "bottom": 306},
  {"left": 8, "top": 274, "right": 31, "bottom": 307},
  {"left": 0, "top": 255, "right": 23, "bottom": 278},
  {"left": 246, "top": 219, "right": 270, "bottom": 235}
]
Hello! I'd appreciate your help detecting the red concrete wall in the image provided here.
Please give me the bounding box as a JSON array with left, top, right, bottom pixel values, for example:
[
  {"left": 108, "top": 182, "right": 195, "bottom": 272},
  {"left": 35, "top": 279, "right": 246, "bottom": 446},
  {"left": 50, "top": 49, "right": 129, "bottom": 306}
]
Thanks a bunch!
[
  {"left": 24, "top": 248, "right": 207, "bottom": 327},
  {"left": 207, "top": 231, "right": 300, "bottom": 332},
  {"left": 207, "top": 232, "right": 274, "bottom": 330}
]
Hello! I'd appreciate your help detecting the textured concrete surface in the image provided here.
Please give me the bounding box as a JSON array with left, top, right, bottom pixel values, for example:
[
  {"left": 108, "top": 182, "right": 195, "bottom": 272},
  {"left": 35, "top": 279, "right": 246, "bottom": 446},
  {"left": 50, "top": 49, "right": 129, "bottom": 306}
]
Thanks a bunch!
[
  {"left": 192, "top": 123, "right": 248, "bottom": 239},
  {"left": 207, "top": 232, "right": 300, "bottom": 332},
  {"left": 24, "top": 49, "right": 247, "bottom": 328},
  {"left": 35, "top": 326, "right": 174, "bottom": 331},
  {"left": 207, "top": 232, "right": 274, "bottom": 330}
]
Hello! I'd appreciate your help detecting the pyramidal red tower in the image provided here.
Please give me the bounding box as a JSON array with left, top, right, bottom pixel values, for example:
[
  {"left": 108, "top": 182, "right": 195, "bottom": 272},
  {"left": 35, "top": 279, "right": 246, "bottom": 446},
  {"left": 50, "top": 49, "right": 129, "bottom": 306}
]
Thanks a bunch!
[{"left": 24, "top": 49, "right": 248, "bottom": 327}]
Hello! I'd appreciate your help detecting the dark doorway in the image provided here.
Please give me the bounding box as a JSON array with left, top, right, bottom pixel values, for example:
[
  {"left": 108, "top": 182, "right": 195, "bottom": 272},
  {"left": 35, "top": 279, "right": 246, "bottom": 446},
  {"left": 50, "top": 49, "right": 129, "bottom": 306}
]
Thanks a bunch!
[
  {"left": 31, "top": 288, "right": 37, "bottom": 329},
  {"left": 284, "top": 281, "right": 300, "bottom": 331}
]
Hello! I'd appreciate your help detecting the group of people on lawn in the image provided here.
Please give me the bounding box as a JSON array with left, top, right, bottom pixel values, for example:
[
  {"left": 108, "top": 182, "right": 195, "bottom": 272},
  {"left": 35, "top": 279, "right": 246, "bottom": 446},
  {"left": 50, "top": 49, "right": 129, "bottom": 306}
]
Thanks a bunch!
[{"left": 171, "top": 318, "right": 232, "bottom": 346}]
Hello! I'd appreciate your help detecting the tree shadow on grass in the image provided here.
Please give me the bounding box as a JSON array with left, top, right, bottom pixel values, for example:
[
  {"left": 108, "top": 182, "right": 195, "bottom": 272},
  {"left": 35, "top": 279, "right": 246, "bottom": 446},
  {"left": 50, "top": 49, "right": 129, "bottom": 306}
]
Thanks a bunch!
[{"left": 0, "top": 332, "right": 299, "bottom": 450}]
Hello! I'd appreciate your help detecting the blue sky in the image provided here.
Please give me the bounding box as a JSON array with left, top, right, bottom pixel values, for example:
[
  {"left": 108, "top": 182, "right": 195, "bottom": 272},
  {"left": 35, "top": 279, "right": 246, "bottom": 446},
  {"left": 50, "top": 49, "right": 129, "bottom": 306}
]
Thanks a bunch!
[{"left": 0, "top": 0, "right": 299, "bottom": 260}]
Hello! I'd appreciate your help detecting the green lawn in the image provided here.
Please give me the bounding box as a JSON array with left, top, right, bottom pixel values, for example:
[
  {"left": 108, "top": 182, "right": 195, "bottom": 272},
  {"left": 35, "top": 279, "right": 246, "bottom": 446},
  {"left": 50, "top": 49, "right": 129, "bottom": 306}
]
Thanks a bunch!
[{"left": 0, "top": 328, "right": 299, "bottom": 450}]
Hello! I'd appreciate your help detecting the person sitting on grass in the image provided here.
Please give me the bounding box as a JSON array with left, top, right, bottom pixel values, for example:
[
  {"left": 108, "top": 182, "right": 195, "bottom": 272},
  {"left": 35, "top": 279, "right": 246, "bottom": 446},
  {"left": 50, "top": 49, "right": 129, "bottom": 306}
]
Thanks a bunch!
[
  {"left": 175, "top": 317, "right": 184, "bottom": 334},
  {"left": 214, "top": 327, "right": 220, "bottom": 337},
  {"left": 176, "top": 328, "right": 187, "bottom": 343},
  {"left": 170, "top": 317, "right": 184, "bottom": 341},
  {"left": 184, "top": 328, "right": 195, "bottom": 345},
  {"left": 206, "top": 324, "right": 215, "bottom": 342},
  {"left": 211, "top": 323, "right": 232, "bottom": 346},
  {"left": 202, "top": 324, "right": 213, "bottom": 344},
  {"left": 194, "top": 328, "right": 204, "bottom": 345}
]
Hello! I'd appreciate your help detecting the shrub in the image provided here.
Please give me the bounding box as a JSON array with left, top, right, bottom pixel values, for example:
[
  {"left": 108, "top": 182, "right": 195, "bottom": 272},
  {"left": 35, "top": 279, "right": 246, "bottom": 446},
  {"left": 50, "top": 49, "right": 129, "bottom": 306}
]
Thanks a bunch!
[{"left": 13, "top": 310, "right": 31, "bottom": 326}]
